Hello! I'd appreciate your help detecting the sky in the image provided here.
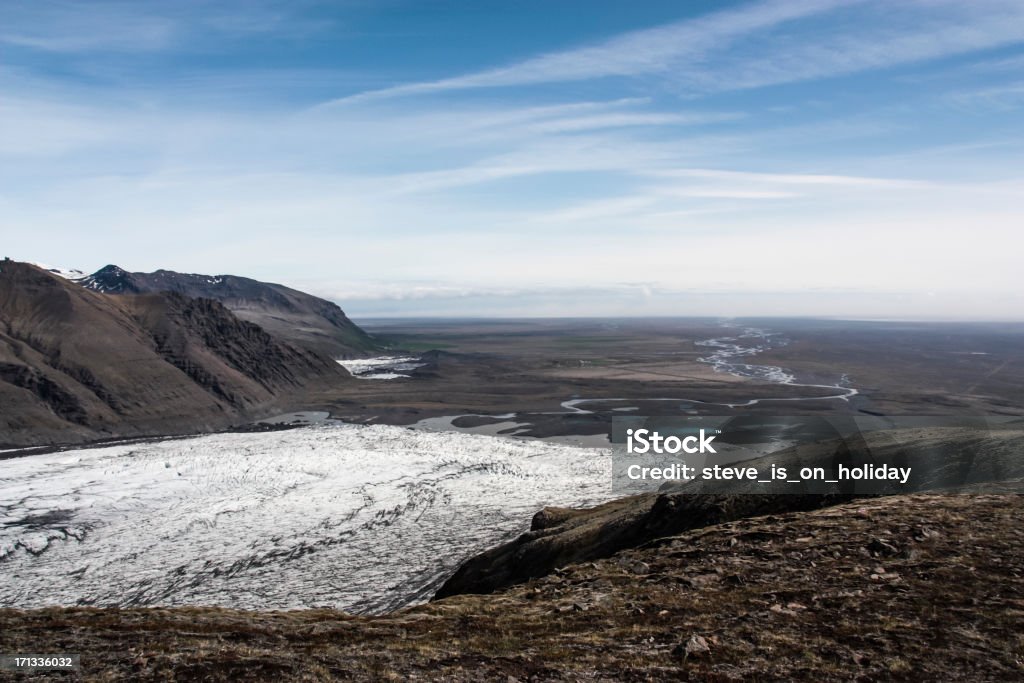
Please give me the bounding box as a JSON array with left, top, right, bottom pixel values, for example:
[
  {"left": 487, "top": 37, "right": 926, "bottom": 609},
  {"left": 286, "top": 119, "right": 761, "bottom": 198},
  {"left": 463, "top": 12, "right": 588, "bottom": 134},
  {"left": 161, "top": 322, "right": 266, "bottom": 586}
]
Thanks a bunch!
[{"left": 2, "top": 0, "right": 1023, "bottom": 319}]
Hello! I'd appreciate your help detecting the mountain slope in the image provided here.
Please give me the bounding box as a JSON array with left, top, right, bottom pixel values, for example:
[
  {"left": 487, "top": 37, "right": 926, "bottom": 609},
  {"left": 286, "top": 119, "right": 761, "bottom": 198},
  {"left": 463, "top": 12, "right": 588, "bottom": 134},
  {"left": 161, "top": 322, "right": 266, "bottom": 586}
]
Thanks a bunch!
[
  {"left": 0, "top": 261, "right": 348, "bottom": 446},
  {"left": 78, "top": 265, "right": 379, "bottom": 358}
]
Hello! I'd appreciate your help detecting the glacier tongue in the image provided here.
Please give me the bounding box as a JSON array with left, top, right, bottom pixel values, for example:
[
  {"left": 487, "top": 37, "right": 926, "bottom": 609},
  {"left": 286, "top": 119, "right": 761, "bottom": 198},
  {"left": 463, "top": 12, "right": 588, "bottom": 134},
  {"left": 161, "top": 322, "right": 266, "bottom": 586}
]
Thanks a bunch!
[{"left": 0, "top": 423, "right": 610, "bottom": 614}]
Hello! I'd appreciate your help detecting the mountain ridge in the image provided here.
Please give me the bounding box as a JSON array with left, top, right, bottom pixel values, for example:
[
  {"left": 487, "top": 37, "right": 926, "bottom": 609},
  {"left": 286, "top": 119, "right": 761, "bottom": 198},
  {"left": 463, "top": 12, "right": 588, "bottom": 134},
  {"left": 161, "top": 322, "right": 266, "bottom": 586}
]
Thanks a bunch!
[
  {"left": 76, "top": 264, "right": 379, "bottom": 359},
  {"left": 0, "top": 261, "right": 350, "bottom": 447}
]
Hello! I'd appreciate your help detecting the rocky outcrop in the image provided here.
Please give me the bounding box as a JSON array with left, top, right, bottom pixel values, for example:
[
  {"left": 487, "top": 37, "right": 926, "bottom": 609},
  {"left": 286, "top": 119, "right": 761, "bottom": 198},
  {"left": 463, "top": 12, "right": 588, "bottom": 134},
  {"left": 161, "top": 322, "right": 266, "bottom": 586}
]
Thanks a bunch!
[{"left": 436, "top": 492, "right": 849, "bottom": 599}]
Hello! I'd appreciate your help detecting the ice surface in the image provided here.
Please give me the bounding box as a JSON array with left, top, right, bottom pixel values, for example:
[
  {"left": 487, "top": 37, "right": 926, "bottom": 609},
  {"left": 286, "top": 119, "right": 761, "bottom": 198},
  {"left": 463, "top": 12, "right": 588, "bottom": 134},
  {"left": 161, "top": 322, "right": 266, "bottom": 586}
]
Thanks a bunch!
[
  {"left": 336, "top": 356, "right": 426, "bottom": 380},
  {"left": 0, "top": 424, "right": 610, "bottom": 613}
]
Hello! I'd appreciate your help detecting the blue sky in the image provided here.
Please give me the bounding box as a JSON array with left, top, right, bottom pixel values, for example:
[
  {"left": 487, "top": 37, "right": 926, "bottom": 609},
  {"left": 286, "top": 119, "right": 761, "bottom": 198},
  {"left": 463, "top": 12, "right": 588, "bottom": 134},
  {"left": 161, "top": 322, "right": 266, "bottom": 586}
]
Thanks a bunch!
[{"left": 2, "top": 0, "right": 1023, "bottom": 318}]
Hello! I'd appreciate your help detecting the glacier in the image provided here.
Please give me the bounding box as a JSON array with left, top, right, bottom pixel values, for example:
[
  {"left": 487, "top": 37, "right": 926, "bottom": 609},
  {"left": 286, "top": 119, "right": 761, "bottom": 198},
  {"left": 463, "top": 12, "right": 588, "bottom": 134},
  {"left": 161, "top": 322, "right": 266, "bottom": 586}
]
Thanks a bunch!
[
  {"left": 336, "top": 356, "right": 426, "bottom": 380},
  {"left": 0, "top": 424, "right": 610, "bottom": 614}
]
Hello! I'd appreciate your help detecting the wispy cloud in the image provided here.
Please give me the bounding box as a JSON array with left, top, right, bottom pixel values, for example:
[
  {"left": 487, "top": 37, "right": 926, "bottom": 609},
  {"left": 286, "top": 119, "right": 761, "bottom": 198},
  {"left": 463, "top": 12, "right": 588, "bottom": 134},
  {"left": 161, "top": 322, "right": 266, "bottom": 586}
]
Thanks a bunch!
[
  {"left": 661, "top": 188, "right": 799, "bottom": 200},
  {"left": 328, "top": 0, "right": 1024, "bottom": 104},
  {"left": 523, "top": 112, "right": 740, "bottom": 134},
  {"left": 690, "top": 1, "right": 1024, "bottom": 93},
  {"left": 947, "top": 81, "right": 1024, "bottom": 110},
  {"left": 0, "top": 2, "right": 178, "bottom": 53},
  {"left": 647, "top": 169, "right": 930, "bottom": 189},
  {"left": 328, "top": 0, "right": 863, "bottom": 103},
  {"left": 0, "top": 1, "right": 322, "bottom": 54}
]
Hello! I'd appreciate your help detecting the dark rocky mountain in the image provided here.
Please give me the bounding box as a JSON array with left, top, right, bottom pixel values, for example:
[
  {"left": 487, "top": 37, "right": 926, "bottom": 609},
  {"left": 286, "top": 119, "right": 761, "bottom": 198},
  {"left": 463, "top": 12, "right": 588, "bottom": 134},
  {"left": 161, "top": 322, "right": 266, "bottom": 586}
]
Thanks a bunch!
[
  {"left": 78, "top": 265, "right": 379, "bottom": 359},
  {"left": 0, "top": 261, "right": 350, "bottom": 446}
]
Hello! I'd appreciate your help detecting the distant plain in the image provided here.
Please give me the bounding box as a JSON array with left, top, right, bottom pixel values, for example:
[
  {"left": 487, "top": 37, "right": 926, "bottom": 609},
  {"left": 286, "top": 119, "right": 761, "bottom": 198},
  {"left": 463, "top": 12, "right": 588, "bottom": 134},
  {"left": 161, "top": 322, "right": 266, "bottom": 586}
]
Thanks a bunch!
[{"left": 320, "top": 318, "right": 1024, "bottom": 442}]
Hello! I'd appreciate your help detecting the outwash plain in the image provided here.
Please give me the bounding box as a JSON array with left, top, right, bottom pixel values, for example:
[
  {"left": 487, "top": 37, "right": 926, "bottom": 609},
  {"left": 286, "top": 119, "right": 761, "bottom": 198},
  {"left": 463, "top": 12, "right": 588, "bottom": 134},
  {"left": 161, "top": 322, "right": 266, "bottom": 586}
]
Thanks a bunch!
[{"left": 323, "top": 318, "right": 1024, "bottom": 439}]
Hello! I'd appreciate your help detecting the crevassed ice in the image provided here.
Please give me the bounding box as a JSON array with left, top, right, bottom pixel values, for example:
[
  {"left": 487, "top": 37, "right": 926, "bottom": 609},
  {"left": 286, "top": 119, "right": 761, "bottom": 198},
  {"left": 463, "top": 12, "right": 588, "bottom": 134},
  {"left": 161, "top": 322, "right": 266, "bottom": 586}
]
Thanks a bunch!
[
  {"left": 336, "top": 356, "right": 426, "bottom": 380},
  {"left": 0, "top": 423, "right": 611, "bottom": 614}
]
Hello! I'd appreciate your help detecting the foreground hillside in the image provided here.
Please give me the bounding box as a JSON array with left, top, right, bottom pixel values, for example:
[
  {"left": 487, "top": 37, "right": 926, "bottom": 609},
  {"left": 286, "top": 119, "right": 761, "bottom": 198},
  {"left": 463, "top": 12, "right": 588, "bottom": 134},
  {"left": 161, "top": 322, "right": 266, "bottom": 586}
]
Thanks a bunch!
[
  {"left": 2, "top": 494, "right": 1021, "bottom": 681},
  {"left": 0, "top": 262, "right": 349, "bottom": 446}
]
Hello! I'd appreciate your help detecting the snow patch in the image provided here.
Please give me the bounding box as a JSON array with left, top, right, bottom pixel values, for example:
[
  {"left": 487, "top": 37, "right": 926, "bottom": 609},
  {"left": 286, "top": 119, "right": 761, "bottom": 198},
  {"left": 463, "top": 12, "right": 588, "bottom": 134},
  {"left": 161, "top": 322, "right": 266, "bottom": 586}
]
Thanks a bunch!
[{"left": 29, "top": 262, "right": 86, "bottom": 280}]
